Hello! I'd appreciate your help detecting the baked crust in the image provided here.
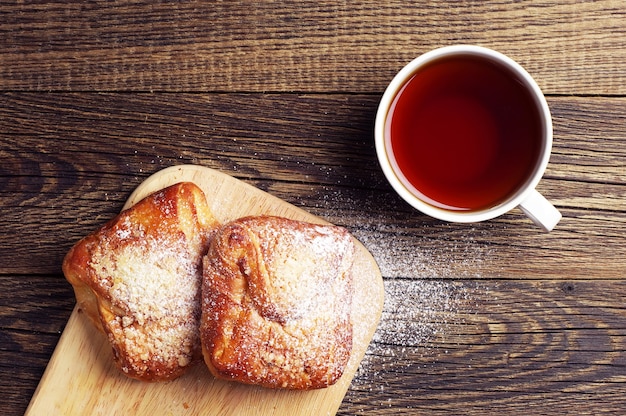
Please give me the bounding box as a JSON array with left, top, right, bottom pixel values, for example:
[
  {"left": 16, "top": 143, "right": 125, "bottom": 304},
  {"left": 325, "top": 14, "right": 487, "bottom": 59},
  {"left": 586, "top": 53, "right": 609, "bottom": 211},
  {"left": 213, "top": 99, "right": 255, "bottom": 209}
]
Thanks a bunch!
[
  {"left": 62, "top": 182, "right": 219, "bottom": 382},
  {"left": 200, "top": 215, "right": 354, "bottom": 389}
]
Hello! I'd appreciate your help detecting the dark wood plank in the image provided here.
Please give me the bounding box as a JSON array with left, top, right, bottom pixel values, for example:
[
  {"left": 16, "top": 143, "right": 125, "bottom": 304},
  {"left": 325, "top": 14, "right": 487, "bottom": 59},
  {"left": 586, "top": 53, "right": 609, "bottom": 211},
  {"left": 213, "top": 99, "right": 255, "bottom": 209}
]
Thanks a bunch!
[
  {"left": 0, "top": 275, "right": 74, "bottom": 333},
  {"left": 0, "top": 275, "right": 74, "bottom": 416},
  {"left": 1, "top": 336, "right": 65, "bottom": 416},
  {"left": 339, "top": 278, "right": 626, "bottom": 414},
  {"left": 3, "top": 277, "right": 626, "bottom": 415},
  {"left": 1, "top": 93, "right": 625, "bottom": 277},
  {"left": 0, "top": 1, "right": 624, "bottom": 93},
  {"left": 1, "top": 1, "right": 624, "bottom": 415}
]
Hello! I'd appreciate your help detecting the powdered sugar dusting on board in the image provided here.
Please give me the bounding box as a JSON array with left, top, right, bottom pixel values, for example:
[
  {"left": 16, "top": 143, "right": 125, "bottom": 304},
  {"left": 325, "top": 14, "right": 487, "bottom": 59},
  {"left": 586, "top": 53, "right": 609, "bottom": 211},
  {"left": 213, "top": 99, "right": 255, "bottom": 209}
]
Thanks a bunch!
[
  {"left": 348, "top": 230, "right": 482, "bottom": 387},
  {"left": 349, "top": 221, "right": 490, "bottom": 279},
  {"left": 349, "top": 279, "right": 477, "bottom": 394},
  {"left": 311, "top": 189, "right": 489, "bottom": 388}
]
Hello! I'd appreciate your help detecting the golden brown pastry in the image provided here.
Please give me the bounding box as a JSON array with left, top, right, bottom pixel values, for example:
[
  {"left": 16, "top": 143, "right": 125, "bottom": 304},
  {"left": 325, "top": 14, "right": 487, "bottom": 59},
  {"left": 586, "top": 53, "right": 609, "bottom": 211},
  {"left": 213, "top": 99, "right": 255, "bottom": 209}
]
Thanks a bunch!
[
  {"left": 62, "top": 182, "right": 219, "bottom": 382},
  {"left": 200, "top": 215, "right": 355, "bottom": 390}
]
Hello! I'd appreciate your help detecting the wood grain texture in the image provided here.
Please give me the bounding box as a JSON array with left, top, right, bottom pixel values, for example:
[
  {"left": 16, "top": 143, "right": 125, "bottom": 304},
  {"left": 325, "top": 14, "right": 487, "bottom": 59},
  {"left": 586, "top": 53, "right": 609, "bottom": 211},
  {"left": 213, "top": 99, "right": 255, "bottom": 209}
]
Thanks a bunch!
[
  {"left": 0, "top": 1, "right": 624, "bottom": 94},
  {"left": 25, "top": 165, "right": 384, "bottom": 416},
  {"left": 340, "top": 279, "right": 626, "bottom": 415},
  {"left": 1, "top": 1, "right": 625, "bottom": 414},
  {"left": 0, "top": 275, "right": 74, "bottom": 414},
  {"left": 5, "top": 277, "right": 626, "bottom": 414},
  {"left": 1, "top": 93, "right": 624, "bottom": 277}
]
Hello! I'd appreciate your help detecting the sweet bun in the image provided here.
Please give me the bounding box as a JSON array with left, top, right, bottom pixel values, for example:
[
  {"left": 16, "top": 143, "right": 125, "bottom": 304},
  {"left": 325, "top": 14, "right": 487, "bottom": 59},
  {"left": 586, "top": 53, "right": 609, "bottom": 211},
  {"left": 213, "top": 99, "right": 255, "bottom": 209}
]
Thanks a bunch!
[
  {"left": 62, "top": 182, "right": 219, "bottom": 381},
  {"left": 200, "top": 215, "right": 354, "bottom": 389}
]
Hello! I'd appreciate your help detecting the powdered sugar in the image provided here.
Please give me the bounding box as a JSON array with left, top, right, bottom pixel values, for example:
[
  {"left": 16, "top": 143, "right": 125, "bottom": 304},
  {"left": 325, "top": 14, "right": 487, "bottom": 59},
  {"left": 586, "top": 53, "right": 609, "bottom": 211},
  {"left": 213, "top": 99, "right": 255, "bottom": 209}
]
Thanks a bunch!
[
  {"left": 201, "top": 216, "right": 355, "bottom": 389},
  {"left": 311, "top": 190, "right": 488, "bottom": 388},
  {"left": 106, "top": 235, "right": 194, "bottom": 320},
  {"left": 83, "top": 183, "right": 212, "bottom": 380},
  {"left": 91, "top": 219, "right": 201, "bottom": 376},
  {"left": 350, "top": 222, "right": 489, "bottom": 279}
]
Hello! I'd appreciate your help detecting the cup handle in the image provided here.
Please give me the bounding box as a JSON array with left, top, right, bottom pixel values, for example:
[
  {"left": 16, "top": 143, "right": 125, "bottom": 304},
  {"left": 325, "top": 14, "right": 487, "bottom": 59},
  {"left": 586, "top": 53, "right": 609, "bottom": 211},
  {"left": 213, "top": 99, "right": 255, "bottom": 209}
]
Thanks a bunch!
[{"left": 518, "top": 189, "right": 562, "bottom": 232}]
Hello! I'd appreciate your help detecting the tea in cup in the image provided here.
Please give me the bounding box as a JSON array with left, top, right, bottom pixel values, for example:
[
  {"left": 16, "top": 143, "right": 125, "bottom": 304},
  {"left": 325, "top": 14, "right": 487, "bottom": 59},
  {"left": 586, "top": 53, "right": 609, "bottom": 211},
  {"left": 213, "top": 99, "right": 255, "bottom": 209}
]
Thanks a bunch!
[{"left": 375, "top": 45, "right": 561, "bottom": 231}]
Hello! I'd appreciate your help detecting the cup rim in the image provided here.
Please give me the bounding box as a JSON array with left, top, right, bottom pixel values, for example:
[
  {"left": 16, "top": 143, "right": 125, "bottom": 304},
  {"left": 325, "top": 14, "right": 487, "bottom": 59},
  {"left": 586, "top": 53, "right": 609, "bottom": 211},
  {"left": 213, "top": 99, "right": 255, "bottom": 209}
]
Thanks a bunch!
[{"left": 374, "top": 45, "right": 553, "bottom": 223}]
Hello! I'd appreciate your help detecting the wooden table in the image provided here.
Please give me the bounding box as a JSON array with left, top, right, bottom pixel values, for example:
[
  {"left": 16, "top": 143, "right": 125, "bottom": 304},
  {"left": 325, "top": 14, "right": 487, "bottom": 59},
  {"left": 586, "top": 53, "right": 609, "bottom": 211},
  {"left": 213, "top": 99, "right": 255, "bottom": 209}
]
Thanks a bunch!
[{"left": 1, "top": 1, "right": 625, "bottom": 414}]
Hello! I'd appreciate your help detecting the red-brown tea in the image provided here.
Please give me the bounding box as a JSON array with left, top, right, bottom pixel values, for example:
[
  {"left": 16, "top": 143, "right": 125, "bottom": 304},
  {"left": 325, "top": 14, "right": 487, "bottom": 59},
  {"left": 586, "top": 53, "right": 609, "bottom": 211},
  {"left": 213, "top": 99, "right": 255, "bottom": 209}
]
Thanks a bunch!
[{"left": 386, "top": 55, "right": 543, "bottom": 211}]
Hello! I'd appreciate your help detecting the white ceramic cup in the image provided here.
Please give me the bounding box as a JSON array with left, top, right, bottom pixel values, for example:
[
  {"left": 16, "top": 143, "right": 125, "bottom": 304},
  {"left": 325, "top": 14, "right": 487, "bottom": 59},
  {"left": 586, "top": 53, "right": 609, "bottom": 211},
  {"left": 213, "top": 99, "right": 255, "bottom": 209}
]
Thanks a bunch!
[{"left": 375, "top": 45, "right": 561, "bottom": 232}]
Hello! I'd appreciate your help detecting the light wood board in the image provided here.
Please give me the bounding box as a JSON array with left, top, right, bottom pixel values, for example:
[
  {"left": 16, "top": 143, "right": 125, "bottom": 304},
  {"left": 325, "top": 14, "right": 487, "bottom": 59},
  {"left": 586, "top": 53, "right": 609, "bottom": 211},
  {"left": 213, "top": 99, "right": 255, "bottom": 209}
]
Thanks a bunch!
[{"left": 26, "top": 164, "right": 384, "bottom": 416}]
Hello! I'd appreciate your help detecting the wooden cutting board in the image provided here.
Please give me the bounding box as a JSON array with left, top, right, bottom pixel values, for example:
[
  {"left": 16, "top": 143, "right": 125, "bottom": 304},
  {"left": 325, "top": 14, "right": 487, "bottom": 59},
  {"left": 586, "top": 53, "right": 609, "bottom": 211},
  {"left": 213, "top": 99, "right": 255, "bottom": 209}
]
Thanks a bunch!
[{"left": 26, "top": 165, "right": 384, "bottom": 416}]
